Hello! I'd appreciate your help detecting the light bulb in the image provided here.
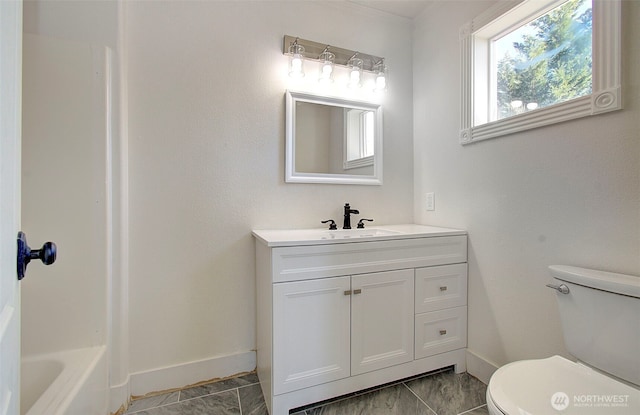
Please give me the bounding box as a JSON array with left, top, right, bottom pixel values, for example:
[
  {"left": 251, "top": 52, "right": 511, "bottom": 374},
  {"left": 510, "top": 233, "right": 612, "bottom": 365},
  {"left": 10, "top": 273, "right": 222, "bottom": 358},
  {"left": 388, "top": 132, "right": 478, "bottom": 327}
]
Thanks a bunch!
[
  {"left": 347, "top": 57, "right": 363, "bottom": 88},
  {"left": 290, "top": 56, "right": 303, "bottom": 77},
  {"left": 318, "top": 50, "right": 335, "bottom": 84},
  {"left": 288, "top": 43, "right": 305, "bottom": 78},
  {"left": 373, "top": 60, "right": 388, "bottom": 92},
  {"left": 348, "top": 71, "right": 360, "bottom": 88}
]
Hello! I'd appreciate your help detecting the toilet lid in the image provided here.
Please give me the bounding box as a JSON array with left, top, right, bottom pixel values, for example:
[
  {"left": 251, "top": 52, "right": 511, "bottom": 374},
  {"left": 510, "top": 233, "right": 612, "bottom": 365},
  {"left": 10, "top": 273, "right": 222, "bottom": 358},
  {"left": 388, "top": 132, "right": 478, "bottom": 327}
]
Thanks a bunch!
[{"left": 489, "top": 355, "right": 640, "bottom": 415}]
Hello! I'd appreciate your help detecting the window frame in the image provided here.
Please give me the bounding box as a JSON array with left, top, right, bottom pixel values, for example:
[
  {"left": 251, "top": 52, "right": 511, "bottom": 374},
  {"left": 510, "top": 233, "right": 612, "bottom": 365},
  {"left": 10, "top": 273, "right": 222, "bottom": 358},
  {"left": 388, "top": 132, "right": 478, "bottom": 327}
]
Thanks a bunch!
[{"left": 459, "top": 0, "right": 621, "bottom": 145}]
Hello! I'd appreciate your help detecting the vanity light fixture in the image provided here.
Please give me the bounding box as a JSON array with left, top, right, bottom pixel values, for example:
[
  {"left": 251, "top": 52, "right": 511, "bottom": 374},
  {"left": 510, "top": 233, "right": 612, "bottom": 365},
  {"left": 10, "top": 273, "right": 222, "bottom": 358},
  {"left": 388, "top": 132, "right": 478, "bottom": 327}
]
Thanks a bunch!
[
  {"left": 288, "top": 38, "right": 305, "bottom": 78},
  {"left": 318, "top": 46, "right": 335, "bottom": 84},
  {"left": 283, "top": 35, "right": 387, "bottom": 91}
]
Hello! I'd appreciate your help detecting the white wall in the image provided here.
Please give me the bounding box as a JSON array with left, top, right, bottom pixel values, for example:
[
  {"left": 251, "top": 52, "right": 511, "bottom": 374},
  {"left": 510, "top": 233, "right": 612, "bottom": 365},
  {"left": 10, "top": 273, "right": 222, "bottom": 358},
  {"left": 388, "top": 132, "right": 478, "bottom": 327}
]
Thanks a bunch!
[
  {"left": 413, "top": 0, "right": 640, "bottom": 373},
  {"left": 21, "top": 34, "right": 109, "bottom": 356},
  {"left": 23, "top": 0, "right": 119, "bottom": 48},
  {"left": 125, "top": 0, "right": 414, "bottom": 379},
  {"left": 22, "top": 0, "right": 130, "bottom": 406}
]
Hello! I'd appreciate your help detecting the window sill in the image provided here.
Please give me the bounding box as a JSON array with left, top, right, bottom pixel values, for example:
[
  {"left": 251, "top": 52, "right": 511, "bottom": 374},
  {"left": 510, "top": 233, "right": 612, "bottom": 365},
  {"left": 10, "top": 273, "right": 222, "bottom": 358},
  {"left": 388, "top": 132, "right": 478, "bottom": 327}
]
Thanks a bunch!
[
  {"left": 460, "top": 86, "right": 621, "bottom": 144},
  {"left": 344, "top": 155, "right": 374, "bottom": 170}
]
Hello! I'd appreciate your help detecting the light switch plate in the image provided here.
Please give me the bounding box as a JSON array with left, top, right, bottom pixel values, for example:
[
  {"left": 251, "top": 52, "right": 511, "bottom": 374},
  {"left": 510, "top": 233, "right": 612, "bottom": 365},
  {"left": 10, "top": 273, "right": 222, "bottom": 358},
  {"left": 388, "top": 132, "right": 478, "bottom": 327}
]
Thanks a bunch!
[{"left": 426, "top": 192, "right": 435, "bottom": 211}]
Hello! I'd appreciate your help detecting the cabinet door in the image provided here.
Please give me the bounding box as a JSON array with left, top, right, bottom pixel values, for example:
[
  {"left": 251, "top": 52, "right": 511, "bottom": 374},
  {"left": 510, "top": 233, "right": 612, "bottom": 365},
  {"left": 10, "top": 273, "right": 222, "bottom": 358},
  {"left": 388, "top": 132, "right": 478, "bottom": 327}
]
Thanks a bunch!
[
  {"left": 273, "top": 276, "right": 351, "bottom": 395},
  {"left": 351, "top": 269, "right": 414, "bottom": 376}
]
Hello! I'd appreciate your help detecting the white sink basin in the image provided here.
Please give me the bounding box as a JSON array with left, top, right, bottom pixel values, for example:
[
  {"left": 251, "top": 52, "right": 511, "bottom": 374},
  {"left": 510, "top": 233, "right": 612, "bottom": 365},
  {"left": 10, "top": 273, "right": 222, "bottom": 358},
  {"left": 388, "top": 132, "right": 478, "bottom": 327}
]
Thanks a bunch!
[{"left": 320, "top": 228, "right": 401, "bottom": 239}]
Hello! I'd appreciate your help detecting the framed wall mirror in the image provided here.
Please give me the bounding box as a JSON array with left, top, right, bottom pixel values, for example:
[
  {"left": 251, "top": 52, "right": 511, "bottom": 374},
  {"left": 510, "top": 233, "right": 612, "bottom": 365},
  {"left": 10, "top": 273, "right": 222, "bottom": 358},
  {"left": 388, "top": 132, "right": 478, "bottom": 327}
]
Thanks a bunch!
[{"left": 285, "top": 90, "right": 383, "bottom": 185}]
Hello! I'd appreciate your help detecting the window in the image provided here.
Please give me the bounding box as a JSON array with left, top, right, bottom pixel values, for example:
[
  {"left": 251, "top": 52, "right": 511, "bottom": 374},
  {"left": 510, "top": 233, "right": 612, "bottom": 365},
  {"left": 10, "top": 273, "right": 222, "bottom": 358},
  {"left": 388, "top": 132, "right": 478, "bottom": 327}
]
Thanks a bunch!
[{"left": 460, "top": 0, "right": 621, "bottom": 144}]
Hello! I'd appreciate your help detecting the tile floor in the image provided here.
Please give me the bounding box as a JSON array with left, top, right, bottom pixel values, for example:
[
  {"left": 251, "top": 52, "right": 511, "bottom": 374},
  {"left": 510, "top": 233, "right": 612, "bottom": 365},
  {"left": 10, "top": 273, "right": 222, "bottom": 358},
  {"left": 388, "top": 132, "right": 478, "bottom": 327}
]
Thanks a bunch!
[{"left": 124, "top": 367, "right": 489, "bottom": 415}]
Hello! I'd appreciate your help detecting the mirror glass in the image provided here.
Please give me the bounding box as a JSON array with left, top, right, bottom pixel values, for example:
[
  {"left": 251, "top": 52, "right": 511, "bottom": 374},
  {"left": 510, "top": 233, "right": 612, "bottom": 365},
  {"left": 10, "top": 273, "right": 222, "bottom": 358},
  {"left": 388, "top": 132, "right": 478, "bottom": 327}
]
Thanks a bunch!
[{"left": 285, "top": 90, "right": 382, "bottom": 185}]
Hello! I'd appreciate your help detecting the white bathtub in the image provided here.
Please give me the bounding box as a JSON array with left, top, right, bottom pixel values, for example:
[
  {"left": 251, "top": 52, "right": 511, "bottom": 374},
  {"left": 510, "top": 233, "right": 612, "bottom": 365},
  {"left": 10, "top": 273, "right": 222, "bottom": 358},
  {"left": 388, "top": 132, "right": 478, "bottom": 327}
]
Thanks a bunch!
[{"left": 21, "top": 346, "right": 108, "bottom": 415}]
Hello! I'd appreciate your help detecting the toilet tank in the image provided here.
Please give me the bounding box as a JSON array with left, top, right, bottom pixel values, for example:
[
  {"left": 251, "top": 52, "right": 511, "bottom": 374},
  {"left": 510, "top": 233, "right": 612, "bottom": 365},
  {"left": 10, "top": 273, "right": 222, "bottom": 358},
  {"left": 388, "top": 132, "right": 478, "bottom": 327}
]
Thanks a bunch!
[{"left": 549, "top": 265, "right": 640, "bottom": 386}]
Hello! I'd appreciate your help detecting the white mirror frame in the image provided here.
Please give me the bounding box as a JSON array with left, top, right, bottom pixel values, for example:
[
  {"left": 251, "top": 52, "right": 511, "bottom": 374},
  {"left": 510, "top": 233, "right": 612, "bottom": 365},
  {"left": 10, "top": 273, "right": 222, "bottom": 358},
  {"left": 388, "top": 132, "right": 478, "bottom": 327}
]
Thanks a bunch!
[
  {"left": 285, "top": 90, "right": 383, "bottom": 185},
  {"left": 460, "top": 0, "right": 621, "bottom": 144}
]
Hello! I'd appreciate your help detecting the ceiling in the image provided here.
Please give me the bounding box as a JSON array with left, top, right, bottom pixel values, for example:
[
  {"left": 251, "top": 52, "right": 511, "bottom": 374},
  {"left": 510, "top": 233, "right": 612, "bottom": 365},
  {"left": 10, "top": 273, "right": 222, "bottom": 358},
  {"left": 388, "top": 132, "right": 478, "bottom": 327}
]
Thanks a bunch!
[{"left": 348, "top": 0, "right": 435, "bottom": 19}]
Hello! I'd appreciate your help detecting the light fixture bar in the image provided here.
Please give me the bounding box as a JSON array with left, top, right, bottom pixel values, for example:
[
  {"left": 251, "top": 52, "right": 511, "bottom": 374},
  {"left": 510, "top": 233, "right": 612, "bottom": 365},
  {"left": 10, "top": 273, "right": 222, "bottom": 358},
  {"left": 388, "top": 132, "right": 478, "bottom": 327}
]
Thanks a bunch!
[{"left": 283, "top": 35, "right": 383, "bottom": 72}]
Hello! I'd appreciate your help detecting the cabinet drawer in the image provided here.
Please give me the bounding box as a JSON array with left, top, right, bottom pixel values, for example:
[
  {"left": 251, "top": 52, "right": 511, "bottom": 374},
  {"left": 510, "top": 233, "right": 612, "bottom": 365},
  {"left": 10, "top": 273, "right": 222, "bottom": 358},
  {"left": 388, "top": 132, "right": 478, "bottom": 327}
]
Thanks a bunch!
[
  {"left": 415, "top": 306, "right": 467, "bottom": 359},
  {"left": 415, "top": 264, "right": 467, "bottom": 313},
  {"left": 271, "top": 235, "right": 467, "bottom": 283}
]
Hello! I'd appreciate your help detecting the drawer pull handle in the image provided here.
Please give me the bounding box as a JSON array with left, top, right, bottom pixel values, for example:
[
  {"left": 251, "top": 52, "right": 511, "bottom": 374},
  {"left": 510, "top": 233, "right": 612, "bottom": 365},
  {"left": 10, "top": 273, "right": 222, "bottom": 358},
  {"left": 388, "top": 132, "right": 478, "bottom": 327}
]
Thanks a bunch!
[
  {"left": 440, "top": 286, "right": 448, "bottom": 291},
  {"left": 353, "top": 289, "right": 362, "bottom": 295},
  {"left": 439, "top": 329, "right": 447, "bottom": 335},
  {"left": 344, "top": 290, "right": 352, "bottom": 296}
]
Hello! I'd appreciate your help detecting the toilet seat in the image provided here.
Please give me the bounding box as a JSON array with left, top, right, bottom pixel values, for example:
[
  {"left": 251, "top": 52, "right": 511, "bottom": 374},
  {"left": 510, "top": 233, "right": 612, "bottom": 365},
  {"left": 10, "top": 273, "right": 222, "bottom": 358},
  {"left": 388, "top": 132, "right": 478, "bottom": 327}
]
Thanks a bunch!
[{"left": 488, "top": 355, "right": 640, "bottom": 415}]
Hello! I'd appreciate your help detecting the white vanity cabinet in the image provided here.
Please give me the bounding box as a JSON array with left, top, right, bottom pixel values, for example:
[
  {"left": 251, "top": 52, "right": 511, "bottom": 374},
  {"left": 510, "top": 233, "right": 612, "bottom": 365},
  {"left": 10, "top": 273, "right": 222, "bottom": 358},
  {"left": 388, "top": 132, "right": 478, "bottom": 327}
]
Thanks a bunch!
[
  {"left": 272, "top": 269, "right": 414, "bottom": 395},
  {"left": 253, "top": 225, "right": 468, "bottom": 415}
]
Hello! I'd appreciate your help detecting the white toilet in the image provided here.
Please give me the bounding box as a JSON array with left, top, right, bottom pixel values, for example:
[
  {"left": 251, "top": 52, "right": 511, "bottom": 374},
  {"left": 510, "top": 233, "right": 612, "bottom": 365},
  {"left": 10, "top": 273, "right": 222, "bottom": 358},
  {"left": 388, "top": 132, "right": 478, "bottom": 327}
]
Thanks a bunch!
[{"left": 486, "top": 265, "right": 640, "bottom": 414}]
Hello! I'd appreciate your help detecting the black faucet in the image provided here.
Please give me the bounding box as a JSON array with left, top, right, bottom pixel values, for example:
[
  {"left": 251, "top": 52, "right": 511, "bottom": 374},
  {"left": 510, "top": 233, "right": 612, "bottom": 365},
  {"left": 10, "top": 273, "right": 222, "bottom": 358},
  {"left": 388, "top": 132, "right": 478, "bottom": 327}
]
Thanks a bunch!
[{"left": 343, "top": 203, "right": 359, "bottom": 229}]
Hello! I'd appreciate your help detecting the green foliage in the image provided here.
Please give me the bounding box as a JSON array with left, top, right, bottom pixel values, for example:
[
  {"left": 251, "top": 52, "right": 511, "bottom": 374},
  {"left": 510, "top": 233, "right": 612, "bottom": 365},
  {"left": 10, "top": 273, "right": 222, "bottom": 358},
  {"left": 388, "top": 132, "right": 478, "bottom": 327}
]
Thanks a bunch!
[{"left": 496, "top": 0, "right": 592, "bottom": 119}]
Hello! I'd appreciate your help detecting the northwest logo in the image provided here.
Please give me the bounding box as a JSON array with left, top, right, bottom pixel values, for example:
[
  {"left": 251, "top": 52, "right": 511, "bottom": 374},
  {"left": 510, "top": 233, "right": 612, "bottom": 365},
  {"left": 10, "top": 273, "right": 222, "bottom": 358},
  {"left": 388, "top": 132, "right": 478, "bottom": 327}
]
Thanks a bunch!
[{"left": 551, "top": 392, "right": 570, "bottom": 411}]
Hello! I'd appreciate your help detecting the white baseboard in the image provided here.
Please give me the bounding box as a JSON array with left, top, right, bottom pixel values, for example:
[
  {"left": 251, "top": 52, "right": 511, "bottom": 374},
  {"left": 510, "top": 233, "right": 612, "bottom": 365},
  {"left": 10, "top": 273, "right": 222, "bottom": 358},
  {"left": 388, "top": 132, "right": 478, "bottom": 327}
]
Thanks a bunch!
[
  {"left": 466, "top": 349, "right": 499, "bottom": 385},
  {"left": 129, "top": 350, "right": 256, "bottom": 397},
  {"left": 109, "top": 379, "right": 130, "bottom": 414}
]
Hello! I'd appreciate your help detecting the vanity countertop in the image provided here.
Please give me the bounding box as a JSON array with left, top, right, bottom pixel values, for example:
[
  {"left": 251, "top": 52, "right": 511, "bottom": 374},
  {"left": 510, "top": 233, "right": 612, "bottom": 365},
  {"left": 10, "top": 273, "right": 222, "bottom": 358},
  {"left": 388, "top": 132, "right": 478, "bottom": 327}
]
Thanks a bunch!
[{"left": 252, "top": 224, "right": 467, "bottom": 247}]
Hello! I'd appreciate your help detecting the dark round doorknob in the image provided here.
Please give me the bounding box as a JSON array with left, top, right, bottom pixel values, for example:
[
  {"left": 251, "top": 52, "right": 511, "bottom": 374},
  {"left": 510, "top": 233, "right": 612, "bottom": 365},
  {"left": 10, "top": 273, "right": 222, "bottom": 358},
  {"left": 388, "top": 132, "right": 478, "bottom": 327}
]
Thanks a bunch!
[
  {"left": 17, "top": 231, "right": 57, "bottom": 280},
  {"left": 30, "top": 241, "right": 57, "bottom": 265}
]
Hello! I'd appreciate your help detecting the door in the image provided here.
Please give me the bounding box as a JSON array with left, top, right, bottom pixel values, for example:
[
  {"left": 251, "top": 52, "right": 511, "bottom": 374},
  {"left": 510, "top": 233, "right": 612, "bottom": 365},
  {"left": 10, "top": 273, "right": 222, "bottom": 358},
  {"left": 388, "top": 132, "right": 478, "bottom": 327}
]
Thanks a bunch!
[
  {"left": 272, "top": 276, "right": 351, "bottom": 395},
  {"left": 351, "top": 269, "right": 414, "bottom": 376},
  {"left": 0, "top": 1, "right": 22, "bottom": 414}
]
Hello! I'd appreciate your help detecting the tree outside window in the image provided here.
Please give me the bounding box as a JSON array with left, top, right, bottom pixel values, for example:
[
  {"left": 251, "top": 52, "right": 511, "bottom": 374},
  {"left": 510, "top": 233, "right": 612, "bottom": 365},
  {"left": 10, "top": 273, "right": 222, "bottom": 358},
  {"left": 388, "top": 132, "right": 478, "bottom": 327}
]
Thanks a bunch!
[{"left": 494, "top": 0, "right": 592, "bottom": 120}]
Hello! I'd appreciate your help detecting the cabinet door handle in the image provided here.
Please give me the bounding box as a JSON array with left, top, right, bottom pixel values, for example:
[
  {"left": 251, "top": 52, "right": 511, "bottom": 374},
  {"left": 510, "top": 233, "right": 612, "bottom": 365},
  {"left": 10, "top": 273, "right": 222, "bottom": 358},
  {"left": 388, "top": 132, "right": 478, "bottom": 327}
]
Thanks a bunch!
[
  {"left": 353, "top": 289, "right": 362, "bottom": 295},
  {"left": 439, "top": 286, "right": 448, "bottom": 291},
  {"left": 344, "top": 290, "right": 352, "bottom": 296},
  {"left": 439, "top": 329, "right": 447, "bottom": 335}
]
